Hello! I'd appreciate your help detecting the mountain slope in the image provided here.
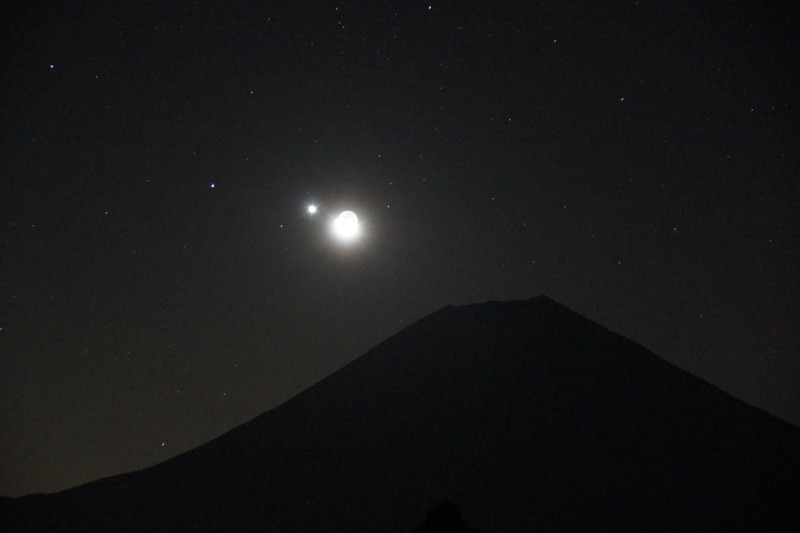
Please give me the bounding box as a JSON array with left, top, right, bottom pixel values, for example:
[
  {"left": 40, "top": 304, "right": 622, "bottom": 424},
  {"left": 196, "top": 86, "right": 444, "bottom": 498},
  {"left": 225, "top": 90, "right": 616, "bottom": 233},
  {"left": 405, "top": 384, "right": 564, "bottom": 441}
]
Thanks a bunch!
[{"left": 4, "top": 296, "right": 799, "bottom": 531}]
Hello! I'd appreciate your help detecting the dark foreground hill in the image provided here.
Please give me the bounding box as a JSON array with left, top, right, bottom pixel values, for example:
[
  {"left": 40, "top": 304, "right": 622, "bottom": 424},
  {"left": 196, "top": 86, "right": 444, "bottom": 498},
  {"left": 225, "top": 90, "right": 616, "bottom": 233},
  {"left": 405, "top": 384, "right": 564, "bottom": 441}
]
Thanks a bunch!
[{"left": 3, "top": 296, "right": 799, "bottom": 531}]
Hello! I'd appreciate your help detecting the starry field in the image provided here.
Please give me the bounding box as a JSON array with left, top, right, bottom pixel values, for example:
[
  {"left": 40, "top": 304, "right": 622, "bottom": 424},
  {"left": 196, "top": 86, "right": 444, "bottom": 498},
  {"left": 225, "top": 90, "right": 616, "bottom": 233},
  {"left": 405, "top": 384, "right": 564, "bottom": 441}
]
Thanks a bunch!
[{"left": 1, "top": 1, "right": 797, "bottom": 496}]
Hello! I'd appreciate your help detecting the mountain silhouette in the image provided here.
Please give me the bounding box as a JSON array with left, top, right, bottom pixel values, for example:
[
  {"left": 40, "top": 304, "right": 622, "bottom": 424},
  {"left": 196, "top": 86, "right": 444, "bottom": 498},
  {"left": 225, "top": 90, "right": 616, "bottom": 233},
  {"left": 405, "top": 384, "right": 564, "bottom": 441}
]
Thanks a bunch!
[{"left": 3, "top": 296, "right": 799, "bottom": 531}]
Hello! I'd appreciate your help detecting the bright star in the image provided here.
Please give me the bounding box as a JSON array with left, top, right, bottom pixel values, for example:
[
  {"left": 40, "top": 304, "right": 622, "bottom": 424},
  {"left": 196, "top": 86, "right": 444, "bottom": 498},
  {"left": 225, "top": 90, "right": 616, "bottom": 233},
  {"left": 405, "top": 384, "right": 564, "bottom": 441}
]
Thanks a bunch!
[{"left": 307, "top": 204, "right": 318, "bottom": 214}]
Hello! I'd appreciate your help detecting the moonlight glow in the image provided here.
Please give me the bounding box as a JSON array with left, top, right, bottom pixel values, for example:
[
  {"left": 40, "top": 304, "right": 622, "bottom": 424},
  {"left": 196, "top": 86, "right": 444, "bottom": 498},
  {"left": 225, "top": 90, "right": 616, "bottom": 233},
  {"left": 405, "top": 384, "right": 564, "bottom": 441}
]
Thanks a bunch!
[{"left": 332, "top": 210, "right": 359, "bottom": 241}]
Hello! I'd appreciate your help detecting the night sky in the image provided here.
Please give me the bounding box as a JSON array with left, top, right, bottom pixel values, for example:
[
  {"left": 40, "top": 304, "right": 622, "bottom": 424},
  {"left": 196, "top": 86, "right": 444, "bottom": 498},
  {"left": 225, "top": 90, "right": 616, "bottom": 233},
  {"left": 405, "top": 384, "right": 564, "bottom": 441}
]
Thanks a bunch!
[{"left": 2, "top": 1, "right": 797, "bottom": 497}]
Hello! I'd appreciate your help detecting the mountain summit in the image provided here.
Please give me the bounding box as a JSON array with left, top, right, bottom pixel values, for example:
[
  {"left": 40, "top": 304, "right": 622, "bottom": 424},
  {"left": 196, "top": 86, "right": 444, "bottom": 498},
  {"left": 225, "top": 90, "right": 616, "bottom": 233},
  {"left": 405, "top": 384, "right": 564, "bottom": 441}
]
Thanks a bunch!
[{"left": 4, "top": 296, "right": 799, "bottom": 531}]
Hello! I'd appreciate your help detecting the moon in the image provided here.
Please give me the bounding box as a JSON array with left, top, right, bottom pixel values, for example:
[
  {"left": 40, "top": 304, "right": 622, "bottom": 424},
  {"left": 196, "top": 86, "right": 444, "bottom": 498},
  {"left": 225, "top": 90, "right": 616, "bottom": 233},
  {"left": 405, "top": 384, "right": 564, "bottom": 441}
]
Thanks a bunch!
[
  {"left": 307, "top": 204, "right": 318, "bottom": 214},
  {"left": 332, "top": 210, "right": 359, "bottom": 241}
]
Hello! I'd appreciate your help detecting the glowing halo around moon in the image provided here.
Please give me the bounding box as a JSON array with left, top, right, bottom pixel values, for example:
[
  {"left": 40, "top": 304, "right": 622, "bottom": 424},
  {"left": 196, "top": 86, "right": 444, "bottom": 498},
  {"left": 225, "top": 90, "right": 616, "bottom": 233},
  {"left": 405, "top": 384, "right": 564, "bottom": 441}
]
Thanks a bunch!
[{"left": 332, "top": 210, "right": 360, "bottom": 241}]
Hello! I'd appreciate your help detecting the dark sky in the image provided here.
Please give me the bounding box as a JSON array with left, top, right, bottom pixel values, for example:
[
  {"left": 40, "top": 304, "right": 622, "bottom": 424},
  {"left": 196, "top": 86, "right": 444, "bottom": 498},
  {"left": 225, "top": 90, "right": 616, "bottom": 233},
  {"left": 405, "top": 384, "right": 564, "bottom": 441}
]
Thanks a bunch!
[{"left": 1, "top": 1, "right": 797, "bottom": 497}]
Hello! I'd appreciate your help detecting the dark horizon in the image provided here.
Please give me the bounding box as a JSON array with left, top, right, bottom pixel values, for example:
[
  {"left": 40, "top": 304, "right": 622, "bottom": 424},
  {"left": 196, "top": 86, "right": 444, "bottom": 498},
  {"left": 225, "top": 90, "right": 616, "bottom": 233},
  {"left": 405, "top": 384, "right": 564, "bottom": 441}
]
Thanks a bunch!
[
  {"left": 2, "top": 1, "right": 798, "bottom": 497},
  {"left": 3, "top": 296, "right": 798, "bottom": 531}
]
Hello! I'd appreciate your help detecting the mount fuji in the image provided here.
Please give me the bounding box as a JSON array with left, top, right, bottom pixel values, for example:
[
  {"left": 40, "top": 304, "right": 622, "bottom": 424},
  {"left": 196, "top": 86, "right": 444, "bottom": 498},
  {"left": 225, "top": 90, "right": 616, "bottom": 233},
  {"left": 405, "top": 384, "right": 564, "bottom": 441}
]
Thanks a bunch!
[{"left": 3, "top": 296, "right": 798, "bottom": 531}]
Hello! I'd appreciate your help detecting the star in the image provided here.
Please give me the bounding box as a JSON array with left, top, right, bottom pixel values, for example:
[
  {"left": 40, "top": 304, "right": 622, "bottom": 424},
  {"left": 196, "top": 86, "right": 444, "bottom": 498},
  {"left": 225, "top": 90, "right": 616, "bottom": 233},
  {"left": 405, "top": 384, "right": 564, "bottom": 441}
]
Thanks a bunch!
[{"left": 307, "top": 204, "right": 318, "bottom": 214}]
